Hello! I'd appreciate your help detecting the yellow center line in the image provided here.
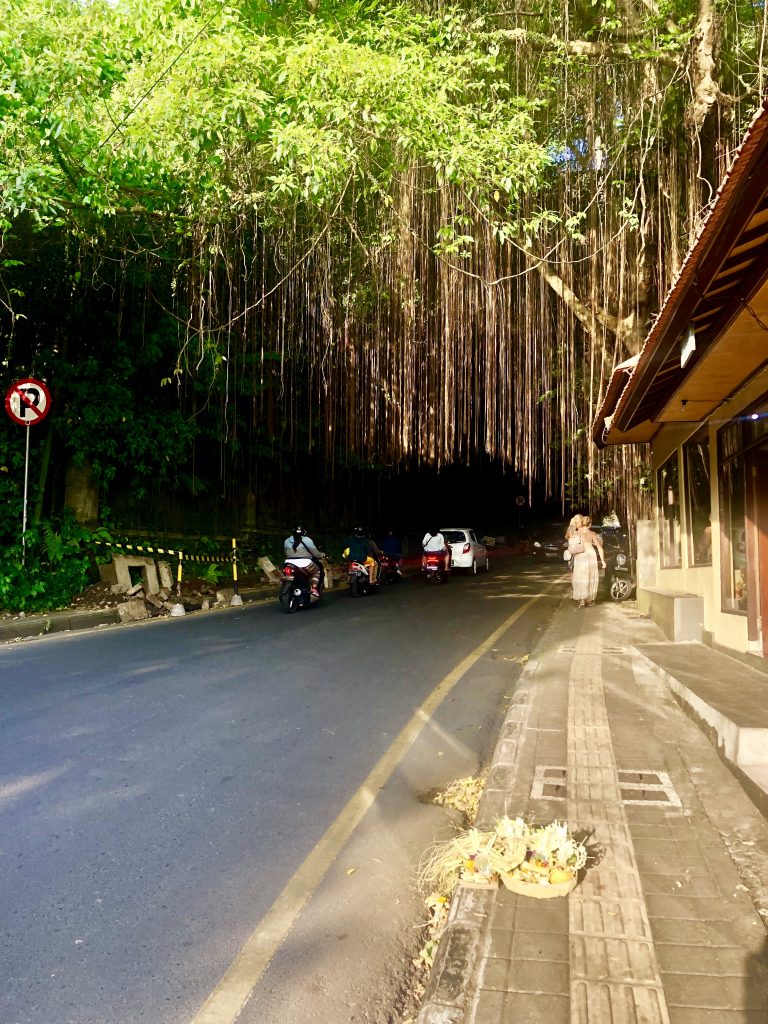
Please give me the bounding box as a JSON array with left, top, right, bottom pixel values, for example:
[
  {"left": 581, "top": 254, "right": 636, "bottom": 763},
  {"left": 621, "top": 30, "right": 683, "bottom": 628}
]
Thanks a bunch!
[{"left": 189, "top": 582, "right": 559, "bottom": 1024}]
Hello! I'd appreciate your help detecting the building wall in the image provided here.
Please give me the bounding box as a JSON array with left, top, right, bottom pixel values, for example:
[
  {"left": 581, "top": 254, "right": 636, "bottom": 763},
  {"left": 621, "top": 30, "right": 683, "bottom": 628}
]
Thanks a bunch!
[{"left": 644, "top": 364, "right": 768, "bottom": 654}]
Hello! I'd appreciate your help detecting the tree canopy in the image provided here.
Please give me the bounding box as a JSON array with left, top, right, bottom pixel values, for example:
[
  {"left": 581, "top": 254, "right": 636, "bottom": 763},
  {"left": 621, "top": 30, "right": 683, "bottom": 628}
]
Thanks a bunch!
[{"left": 2, "top": 0, "right": 767, "bottom": 531}]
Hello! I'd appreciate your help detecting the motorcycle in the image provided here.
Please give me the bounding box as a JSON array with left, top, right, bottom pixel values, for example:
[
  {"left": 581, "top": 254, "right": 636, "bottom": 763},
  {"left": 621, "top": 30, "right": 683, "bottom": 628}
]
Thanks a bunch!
[
  {"left": 378, "top": 553, "right": 401, "bottom": 585},
  {"left": 607, "top": 548, "right": 636, "bottom": 601},
  {"left": 347, "top": 560, "right": 378, "bottom": 597},
  {"left": 279, "top": 560, "right": 323, "bottom": 613},
  {"left": 598, "top": 528, "right": 636, "bottom": 601},
  {"left": 422, "top": 551, "right": 450, "bottom": 584}
]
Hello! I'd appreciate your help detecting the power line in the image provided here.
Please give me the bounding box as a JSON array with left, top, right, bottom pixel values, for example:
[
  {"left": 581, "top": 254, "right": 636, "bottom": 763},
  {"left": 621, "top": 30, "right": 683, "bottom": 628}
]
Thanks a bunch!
[{"left": 99, "top": 0, "right": 229, "bottom": 150}]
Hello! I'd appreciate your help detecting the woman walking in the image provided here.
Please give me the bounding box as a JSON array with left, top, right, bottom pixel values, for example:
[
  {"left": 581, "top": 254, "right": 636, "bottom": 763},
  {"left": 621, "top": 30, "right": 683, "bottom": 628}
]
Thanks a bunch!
[{"left": 569, "top": 515, "right": 606, "bottom": 608}]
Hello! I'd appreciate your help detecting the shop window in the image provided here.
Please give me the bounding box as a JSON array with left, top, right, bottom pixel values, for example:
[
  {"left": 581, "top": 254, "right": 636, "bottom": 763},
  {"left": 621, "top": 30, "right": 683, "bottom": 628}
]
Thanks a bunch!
[
  {"left": 719, "top": 455, "right": 747, "bottom": 613},
  {"left": 658, "top": 453, "right": 681, "bottom": 568},
  {"left": 744, "top": 398, "right": 768, "bottom": 447},
  {"left": 684, "top": 430, "right": 712, "bottom": 565}
]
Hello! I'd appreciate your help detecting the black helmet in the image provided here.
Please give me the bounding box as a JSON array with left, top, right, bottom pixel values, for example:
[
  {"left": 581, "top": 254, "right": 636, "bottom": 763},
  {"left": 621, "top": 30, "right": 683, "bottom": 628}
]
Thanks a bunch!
[
  {"left": 353, "top": 525, "right": 365, "bottom": 537},
  {"left": 293, "top": 525, "right": 305, "bottom": 537}
]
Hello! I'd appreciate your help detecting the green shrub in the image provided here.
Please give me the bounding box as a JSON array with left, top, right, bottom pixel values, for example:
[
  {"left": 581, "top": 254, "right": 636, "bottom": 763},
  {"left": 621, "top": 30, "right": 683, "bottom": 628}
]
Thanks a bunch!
[{"left": 0, "top": 510, "right": 112, "bottom": 613}]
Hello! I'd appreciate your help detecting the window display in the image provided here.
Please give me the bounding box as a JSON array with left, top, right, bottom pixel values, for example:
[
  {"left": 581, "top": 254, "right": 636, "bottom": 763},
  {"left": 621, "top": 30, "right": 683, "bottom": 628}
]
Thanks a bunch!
[
  {"left": 684, "top": 430, "right": 712, "bottom": 566},
  {"left": 719, "top": 451, "right": 747, "bottom": 613},
  {"left": 658, "top": 453, "right": 681, "bottom": 568}
]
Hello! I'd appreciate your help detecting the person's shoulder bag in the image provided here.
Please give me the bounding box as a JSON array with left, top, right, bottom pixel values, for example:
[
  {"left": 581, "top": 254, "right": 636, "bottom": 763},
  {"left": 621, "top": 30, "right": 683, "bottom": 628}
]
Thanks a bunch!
[{"left": 567, "top": 532, "right": 585, "bottom": 555}]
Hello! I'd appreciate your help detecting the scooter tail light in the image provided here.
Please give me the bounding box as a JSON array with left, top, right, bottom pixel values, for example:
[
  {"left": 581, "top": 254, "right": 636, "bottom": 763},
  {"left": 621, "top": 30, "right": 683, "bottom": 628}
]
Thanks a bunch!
[{"left": 283, "top": 565, "right": 295, "bottom": 577}]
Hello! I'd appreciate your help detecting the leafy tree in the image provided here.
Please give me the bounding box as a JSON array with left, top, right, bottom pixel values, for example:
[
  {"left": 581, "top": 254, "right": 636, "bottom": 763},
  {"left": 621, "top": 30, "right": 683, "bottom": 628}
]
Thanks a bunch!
[{"left": 1, "top": 0, "right": 766, "bottom": 537}]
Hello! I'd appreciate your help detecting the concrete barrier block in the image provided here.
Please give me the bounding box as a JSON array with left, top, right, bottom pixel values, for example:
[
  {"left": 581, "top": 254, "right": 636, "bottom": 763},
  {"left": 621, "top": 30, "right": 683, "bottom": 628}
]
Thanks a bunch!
[
  {"left": 157, "top": 561, "right": 174, "bottom": 590},
  {"left": 117, "top": 599, "right": 149, "bottom": 623},
  {"left": 98, "top": 562, "right": 118, "bottom": 586}
]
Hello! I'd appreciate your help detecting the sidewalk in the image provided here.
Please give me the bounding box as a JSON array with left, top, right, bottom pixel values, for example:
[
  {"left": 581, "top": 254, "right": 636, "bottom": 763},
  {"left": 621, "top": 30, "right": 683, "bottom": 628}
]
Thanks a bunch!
[{"left": 419, "top": 598, "right": 768, "bottom": 1024}]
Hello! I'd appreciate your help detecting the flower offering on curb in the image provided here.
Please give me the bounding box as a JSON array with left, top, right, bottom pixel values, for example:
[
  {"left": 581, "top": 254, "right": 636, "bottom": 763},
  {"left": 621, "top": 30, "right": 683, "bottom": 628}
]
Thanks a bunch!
[
  {"left": 420, "top": 818, "right": 587, "bottom": 899},
  {"left": 497, "top": 818, "right": 587, "bottom": 897}
]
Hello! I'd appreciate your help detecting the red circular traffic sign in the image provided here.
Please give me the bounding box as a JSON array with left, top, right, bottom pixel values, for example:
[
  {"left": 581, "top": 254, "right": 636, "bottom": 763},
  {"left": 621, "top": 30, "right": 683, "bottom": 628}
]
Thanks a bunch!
[{"left": 4, "top": 378, "right": 52, "bottom": 426}]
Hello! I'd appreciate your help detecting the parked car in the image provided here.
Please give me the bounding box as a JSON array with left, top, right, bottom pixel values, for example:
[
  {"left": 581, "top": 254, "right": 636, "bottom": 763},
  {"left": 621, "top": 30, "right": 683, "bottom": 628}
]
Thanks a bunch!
[
  {"left": 531, "top": 524, "right": 567, "bottom": 561},
  {"left": 439, "top": 528, "right": 489, "bottom": 574}
]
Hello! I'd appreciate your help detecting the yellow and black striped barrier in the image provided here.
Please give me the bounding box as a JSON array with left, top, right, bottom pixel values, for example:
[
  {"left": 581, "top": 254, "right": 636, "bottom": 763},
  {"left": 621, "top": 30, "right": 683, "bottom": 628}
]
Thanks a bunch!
[
  {"left": 93, "top": 539, "right": 185, "bottom": 558},
  {"left": 92, "top": 538, "right": 241, "bottom": 597}
]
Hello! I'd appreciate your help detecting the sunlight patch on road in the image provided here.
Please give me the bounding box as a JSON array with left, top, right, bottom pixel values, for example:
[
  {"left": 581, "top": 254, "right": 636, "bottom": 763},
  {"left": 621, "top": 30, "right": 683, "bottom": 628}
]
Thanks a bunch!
[
  {"left": 0, "top": 765, "right": 69, "bottom": 804},
  {"left": 188, "top": 579, "right": 560, "bottom": 1024}
]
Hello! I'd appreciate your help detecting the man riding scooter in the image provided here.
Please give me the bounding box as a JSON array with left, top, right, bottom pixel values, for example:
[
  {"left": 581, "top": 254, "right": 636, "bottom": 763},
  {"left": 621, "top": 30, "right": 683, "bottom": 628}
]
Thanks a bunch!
[{"left": 343, "top": 526, "right": 382, "bottom": 586}]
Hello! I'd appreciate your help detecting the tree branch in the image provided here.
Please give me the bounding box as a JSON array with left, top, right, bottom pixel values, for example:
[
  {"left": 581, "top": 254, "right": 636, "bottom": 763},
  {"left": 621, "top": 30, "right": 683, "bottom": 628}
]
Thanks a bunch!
[
  {"left": 529, "top": 254, "right": 641, "bottom": 348},
  {"left": 498, "top": 28, "right": 678, "bottom": 67}
]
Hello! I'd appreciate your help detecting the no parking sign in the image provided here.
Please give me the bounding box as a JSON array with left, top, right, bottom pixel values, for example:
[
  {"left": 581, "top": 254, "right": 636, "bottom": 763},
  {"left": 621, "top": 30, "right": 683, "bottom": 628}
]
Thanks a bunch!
[
  {"left": 5, "top": 378, "right": 51, "bottom": 426},
  {"left": 5, "top": 377, "right": 52, "bottom": 562}
]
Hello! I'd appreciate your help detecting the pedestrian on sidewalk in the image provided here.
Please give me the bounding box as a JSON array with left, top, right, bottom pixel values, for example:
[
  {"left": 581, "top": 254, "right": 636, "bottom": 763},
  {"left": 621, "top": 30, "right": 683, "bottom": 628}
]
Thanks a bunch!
[{"left": 569, "top": 514, "right": 606, "bottom": 607}]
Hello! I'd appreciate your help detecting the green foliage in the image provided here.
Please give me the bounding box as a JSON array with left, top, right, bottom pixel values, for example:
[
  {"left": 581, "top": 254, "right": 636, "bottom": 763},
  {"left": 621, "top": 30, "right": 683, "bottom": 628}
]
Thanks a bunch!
[
  {"left": 0, "top": 0, "right": 551, "bottom": 232},
  {"left": 1, "top": 0, "right": 766, "bottom": 531},
  {"left": 0, "top": 509, "right": 112, "bottom": 612},
  {"left": 195, "top": 562, "right": 226, "bottom": 584},
  {"left": 57, "top": 342, "right": 198, "bottom": 491}
]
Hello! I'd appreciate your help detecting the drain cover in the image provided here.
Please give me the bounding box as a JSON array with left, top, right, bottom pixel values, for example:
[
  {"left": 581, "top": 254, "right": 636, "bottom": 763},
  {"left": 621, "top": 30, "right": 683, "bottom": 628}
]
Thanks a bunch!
[{"left": 531, "top": 766, "right": 682, "bottom": 807}]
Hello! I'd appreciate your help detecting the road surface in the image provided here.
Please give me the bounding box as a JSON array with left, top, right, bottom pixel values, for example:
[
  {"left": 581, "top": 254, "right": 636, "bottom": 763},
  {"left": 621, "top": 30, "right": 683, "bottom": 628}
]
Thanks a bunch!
[{"left": 0, "top": 559, "right": 563, "bottom": 1024}]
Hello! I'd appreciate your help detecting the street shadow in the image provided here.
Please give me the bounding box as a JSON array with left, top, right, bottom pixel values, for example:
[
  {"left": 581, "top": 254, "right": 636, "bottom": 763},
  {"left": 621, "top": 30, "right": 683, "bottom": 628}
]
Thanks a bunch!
[
  {"left": 571, "top": 826, "right": 607, "bottom": 873},
  {"left": 745, "top": 933, "right": 768, "bottom": 1020}
]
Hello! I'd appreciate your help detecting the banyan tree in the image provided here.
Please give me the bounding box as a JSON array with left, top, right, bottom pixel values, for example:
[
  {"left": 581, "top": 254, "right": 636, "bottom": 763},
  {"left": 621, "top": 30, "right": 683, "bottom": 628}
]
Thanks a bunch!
[{"left": 1, "top": 0, "right": 767, "bottom": 527}]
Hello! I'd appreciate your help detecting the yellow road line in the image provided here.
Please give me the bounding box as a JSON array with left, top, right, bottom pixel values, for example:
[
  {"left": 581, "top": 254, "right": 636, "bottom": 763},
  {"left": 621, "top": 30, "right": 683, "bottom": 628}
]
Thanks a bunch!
[{"left": 189, "top": 583, "right": 558, "bottom": 1024}]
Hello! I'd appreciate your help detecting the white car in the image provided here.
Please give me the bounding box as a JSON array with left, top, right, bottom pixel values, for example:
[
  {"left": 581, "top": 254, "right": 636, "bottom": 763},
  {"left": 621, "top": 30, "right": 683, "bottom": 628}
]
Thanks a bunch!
[{"left": 439, "top": 528, "right": 490, "bottom": 574}]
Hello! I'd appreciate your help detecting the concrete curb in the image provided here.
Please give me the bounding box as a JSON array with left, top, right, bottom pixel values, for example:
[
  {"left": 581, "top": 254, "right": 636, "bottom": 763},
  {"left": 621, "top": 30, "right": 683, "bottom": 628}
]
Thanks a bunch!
[
  {"left": 0, "top": 586, "right": 277, "bottom": 644},
  {"left": 632, "top": 645, "right": 768, "bottom": 821},
  {"left": 0, "top": 570, "right": 416, "bottom": 644},
  {"left": 0, "top": 608, "right": 121, "bottom": 642},
  {"left": 416, "top": 603, "right": 564, "bottom": 1024}
]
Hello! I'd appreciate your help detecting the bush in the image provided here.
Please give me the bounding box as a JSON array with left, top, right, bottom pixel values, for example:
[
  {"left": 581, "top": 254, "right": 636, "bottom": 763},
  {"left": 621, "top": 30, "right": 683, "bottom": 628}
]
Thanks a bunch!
[{"left": 0, "top": 510, "right": 112, "bottom": 613}]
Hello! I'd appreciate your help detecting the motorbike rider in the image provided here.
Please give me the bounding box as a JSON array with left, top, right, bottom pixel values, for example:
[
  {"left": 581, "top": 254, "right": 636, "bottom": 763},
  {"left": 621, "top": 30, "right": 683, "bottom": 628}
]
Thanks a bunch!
[
  {"left": 422, "top": 527, "right": 451, "bottom": 573},
  {"left": 283, "top": 525, "right": 325, "bottom": 597},
  {"left": 380, "top": 528, "right": 403, "bottom": 575},
  {"left": 343, "top": 526, "right": 382, "bottom": 585}
]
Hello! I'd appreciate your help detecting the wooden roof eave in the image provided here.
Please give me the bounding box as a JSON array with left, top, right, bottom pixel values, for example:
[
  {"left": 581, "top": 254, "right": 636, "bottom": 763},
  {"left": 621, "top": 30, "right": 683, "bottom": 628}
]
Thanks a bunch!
[{"left": 610, "top": 98, "right": 768, "bottom": 436}]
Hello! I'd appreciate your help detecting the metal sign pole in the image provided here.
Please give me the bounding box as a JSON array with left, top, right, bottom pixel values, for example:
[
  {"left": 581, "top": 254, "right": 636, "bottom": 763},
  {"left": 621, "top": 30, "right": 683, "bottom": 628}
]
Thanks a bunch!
[
  {"left": 5, "top": 379, "right": 52, "bottom": 567},
  {"left": 21, "top": 424, "right": 30, "bottom": 565}
]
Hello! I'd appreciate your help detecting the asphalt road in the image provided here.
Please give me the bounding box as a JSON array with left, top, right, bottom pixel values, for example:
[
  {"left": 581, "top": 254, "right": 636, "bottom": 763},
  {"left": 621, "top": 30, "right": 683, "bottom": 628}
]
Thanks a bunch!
[{"left": 0, "top": 559, "right": 563, "bottom": 1024}]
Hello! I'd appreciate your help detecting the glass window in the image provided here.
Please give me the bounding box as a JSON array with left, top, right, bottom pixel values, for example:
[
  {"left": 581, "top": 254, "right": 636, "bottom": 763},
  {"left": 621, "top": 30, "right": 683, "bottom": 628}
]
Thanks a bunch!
[
  {"left": 684, "top": 430, "right": 712, "bottom": 565},
  {"left": 744, "top": 398, "right": 768, "bottom": 449},
  {"left": 442, "top": 531, "right": 466, "bottom": 543},
  {"left": 718, "top": 420, "right": 741, "bottom": 461},
  {"left": 658, "top": 453, "right": 681, "bottom": 568},
  {"left": 719, "top": 455, "right": 747, "bottom": 613}
]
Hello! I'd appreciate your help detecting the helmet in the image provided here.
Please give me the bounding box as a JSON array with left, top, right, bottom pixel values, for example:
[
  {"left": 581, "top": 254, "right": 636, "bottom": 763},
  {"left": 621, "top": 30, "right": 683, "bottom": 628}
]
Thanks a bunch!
[
  {"left": 293, "top": 525, "right": 305, "bottom": 537},
  {"left": 353, "top": 526, "right": 365, "bottom": 537}
]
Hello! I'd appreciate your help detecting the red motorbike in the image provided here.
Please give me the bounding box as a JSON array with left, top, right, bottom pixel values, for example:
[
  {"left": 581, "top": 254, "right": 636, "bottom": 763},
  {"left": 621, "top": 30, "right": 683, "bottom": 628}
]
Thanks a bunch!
[
  {"left": 378, "top": 553, "right": 401, "bottom": 585},
  {"left": 422, "top": 551, "right": 450, "bottom": 584}
]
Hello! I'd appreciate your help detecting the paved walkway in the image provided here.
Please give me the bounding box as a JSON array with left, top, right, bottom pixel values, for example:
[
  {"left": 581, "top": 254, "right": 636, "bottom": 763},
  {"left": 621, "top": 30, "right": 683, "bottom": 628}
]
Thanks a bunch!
[{"left": 419, "top": 598, "right": 768, "bottom": 1024}]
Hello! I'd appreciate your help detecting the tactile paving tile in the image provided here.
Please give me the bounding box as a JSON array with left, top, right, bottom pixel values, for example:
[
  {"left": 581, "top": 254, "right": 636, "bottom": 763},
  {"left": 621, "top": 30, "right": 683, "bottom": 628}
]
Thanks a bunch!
[
  {"left": 567, "top": 632, "right": 670, "bottom": 1024},
  {"left": 571, "top": 981, "right": 668, "bottom": 1024}
]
